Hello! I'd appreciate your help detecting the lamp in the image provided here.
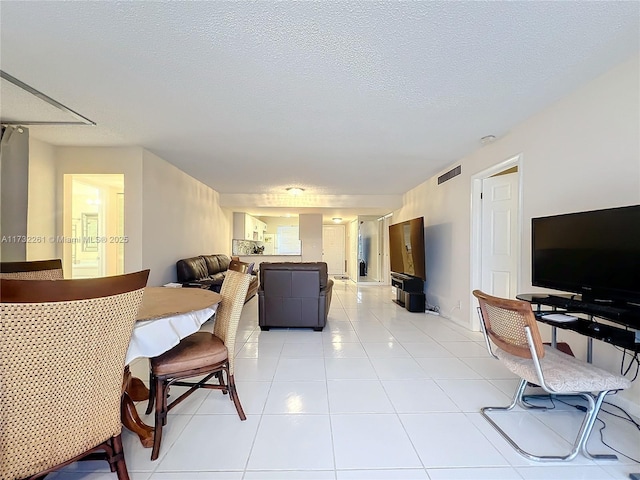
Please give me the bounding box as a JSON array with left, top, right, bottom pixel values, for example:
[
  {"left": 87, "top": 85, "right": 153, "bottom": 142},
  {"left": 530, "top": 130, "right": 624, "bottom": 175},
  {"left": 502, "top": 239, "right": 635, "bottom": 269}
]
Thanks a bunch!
[
  {"left": 286, "top": 187, "right": 305, "bottom": 196},
  {"left": 332, "top": 217, "right": 342, "bottom": 223}
]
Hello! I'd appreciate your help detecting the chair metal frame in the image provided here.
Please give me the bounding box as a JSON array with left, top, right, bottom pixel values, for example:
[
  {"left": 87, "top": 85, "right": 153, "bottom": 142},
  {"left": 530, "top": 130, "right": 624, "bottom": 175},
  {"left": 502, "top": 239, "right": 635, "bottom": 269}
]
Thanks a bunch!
[{"left": 473, "top": 289, "right": 625, "bottom": 462}]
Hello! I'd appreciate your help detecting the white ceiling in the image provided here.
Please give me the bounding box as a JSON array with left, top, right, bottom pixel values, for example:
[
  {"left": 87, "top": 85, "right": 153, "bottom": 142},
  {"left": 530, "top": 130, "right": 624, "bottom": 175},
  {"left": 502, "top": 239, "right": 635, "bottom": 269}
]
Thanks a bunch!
[{"left": 1, "top": 1, "right": 638, "bottom": 221}]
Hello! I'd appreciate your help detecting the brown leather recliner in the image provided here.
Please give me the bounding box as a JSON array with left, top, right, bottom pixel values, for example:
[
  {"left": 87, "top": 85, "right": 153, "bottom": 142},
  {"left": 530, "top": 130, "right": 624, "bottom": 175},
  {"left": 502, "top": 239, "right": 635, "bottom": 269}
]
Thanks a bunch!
[{"left": 258, "top": 262, "right": 333, "bottom": 331}]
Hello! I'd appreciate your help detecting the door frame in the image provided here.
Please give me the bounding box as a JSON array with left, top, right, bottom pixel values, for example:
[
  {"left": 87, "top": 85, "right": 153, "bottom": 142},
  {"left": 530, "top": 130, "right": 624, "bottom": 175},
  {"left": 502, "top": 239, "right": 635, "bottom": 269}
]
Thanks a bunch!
[{"left": 469, "top": 154, "right": 523, "bottom": 330}]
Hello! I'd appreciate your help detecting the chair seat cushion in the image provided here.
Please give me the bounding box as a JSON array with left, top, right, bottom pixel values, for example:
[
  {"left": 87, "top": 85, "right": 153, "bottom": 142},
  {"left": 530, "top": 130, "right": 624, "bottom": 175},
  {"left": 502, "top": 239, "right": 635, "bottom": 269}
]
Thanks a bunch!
[
  {"left": 496, "top": 345, "right": 630, "bottom": 393},
  {"left": 151, "top": 332, "right": 227, "bottom": 376}
]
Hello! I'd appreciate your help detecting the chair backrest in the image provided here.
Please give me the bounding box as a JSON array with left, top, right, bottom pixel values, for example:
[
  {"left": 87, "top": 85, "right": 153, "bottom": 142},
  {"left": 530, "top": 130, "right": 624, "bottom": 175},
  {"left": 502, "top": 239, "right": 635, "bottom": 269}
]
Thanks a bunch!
[
  {"left": 0, "top": 270, "right": 149, "bottom": 479},
  {"left": 228, "top": 259, "right": 252, "bottom": 274},
  {"left": 213, "top": 270, "right": 252, "bottom": 374},
  {"left": 259, "top": 262, "right": 329, "bottom": 290},
  {"left": 472, "top": 290, "right": 545, "bottom": 359},
  {"left": 0, "top": 258, "right": 63, "bottom": 280}
]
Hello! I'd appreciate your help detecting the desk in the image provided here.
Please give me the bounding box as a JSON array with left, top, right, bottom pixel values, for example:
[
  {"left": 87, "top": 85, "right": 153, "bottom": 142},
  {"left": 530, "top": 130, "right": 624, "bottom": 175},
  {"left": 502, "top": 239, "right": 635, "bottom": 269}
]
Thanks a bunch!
[
  {"left": 122, "top": 287, "right": 222, "bottom": 448},
  {"left": 517, "top": 294, "right": 640, "bottom": 357}
]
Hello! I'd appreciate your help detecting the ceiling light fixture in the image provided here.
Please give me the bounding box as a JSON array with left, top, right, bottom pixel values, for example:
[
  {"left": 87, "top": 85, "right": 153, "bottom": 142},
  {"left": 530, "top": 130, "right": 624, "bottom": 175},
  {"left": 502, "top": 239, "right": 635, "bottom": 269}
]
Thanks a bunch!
[
  {"left": 332, "top": 217, "right": 342, "bottom": 223},
  {"left": 286, "top": 187, "right": 305, "bottom": 196}
]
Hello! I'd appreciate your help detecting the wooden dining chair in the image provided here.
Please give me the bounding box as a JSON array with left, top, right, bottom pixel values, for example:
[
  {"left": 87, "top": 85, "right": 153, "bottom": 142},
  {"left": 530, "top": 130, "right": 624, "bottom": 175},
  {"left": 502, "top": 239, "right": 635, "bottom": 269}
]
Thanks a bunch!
[
  {"left": 472, "top": 290, "right": 631, "bottom": 461},
  {"left": 0, "top": 270, "right": 149, "bottom": 480},
  {"left": 0, "top": 258, "right": 63, "bottom": 279},
  {"left": 145, "top": 270, "right": 252, "bottom": 460}
]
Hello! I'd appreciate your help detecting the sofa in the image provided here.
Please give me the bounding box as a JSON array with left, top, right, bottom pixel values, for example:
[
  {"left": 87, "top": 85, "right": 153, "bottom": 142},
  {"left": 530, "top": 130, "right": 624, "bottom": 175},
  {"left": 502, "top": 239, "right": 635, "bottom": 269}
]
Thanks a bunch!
[
  {"left": 176, "top": 254, "right": 258, "bottom": 302},
  {"left": 258, "top": 262, "right": 333, "bottom": 331}
]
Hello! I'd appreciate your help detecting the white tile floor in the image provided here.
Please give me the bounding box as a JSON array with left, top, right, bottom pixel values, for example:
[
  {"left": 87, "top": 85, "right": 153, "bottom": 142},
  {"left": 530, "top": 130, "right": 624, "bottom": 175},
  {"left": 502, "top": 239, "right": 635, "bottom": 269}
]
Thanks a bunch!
[{"left": 51, "top": 281, "right": 639, "bottom": 480}]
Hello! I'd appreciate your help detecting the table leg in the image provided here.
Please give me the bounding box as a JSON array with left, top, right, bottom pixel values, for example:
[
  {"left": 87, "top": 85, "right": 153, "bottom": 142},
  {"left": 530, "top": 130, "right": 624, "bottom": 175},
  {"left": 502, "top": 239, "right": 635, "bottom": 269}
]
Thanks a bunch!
[{"left": 121, "top": 366, "right": 154, "bottom": 448}]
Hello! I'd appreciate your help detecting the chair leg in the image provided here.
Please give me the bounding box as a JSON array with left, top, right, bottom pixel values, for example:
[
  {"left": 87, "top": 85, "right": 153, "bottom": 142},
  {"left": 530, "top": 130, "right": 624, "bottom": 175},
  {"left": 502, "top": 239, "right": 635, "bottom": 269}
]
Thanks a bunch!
[
  {"left": 481, "top": 383, "right": 617, "bottom": 462},
  {"left": 110, "top": 434, "right": 131, "bottom": 480},
  {"left": 578, "top": 391, "right": 617, "bottom": 460},
  {"left": 215, "top": 370, "right": 229, "bottom": 394},
  {"left": 228, "top": 373, "right": 246, "bottom": 421},
  {"left": 151, "top": 378, "right": 167, "bottom": 461},
  {"left": 145, "top": 371, "right": 156, "bottom": 415},
  {"left": 515, "top": 380, "right": 548, "bottom": 411}
]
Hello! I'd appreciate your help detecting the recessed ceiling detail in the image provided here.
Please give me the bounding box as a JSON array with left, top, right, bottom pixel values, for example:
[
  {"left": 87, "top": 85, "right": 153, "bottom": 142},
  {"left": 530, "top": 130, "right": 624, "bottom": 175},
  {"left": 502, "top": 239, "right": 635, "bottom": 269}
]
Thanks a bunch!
[{"left": 0, "top": 71, "right": 95, "bottom": 126}]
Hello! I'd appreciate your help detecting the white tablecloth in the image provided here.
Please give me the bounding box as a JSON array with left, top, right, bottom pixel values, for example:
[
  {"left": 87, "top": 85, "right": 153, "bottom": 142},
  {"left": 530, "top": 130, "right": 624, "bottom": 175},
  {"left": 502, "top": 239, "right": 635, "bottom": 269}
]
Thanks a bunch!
[{"left": 125, "top": 304, "right": 217, "bottom": 365}]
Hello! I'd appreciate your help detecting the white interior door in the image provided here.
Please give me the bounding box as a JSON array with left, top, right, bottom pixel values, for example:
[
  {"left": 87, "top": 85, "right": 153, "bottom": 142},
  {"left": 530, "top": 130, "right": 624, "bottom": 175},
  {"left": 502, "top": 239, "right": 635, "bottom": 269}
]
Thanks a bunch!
[
  {"left": 322, "top": 224, "right": 346, "bottom": 275},
  {"left": 481, "top": 172, "right": 519, "bottom": 298}
]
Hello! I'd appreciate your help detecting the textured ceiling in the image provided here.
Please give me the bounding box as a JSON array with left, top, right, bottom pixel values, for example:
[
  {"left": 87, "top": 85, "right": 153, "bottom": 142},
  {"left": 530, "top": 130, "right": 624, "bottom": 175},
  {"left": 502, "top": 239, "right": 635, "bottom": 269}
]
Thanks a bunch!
[{"left": 1, "top": 1, "right": 638, "bottom": 216}]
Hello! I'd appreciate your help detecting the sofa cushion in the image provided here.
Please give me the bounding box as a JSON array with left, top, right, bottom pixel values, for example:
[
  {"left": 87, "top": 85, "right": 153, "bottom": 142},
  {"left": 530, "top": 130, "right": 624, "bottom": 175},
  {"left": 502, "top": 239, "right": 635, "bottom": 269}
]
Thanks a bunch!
[
  {"left": 202, "top": 254, "right": 230, "bottom": 276},
  {"left": 208, "top": 272, "right": 226, "bottom": 284},
  {"left": 176, "top": 256, "right": 208, "bottom": 283}
]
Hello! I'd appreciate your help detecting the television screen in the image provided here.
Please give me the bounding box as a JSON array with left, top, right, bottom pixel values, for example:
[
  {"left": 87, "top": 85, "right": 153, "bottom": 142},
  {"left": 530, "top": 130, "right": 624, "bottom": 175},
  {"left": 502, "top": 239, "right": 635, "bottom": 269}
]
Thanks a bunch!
[
  {"left": 532, "top": 204, "right": 640, "bottom": 305},
  {"left": 389, "top": 217, "right": 426, "bottom": 280}
]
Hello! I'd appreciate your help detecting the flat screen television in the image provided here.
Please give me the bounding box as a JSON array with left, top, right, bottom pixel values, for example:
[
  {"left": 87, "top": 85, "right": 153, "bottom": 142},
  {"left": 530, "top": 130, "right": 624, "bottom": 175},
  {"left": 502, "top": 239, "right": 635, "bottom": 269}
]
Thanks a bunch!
[
  {"left": 389, "top": 217, "right": 426, "bottom": 281},
  {"left": 531, "top": 204, "right": 640, "bottom": 306}
]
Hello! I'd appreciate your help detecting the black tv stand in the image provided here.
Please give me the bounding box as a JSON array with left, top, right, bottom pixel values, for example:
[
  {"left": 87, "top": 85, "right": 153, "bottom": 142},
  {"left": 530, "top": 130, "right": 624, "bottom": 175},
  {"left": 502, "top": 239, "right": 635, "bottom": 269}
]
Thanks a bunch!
[
  {"left": 517, "top": 293, "right": 640, "bottom": 352},
  {"left": 391, "top": 273, "right": 425, "bottom": 312}
]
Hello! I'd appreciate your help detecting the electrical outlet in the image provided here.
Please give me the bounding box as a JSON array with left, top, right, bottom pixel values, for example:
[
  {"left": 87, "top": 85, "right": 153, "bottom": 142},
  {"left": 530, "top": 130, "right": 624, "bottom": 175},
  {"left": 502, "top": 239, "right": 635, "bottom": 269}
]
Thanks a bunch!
[{"left": 456, "top": 300, "right": 462, "bottom": 309}]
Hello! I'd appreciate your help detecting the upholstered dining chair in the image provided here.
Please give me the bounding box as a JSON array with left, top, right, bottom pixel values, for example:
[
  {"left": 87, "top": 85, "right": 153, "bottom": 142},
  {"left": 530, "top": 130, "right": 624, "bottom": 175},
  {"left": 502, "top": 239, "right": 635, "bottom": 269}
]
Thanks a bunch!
[
  {"left": 0, "top": 270, "right": 149, "bottom": 480},
  {"left": 0, "top": 258, "right": 63, "bottom": 279},
  {"left": 472, "top": 290, "right": 631, "bottom": 462},
  {"left": 145, "top": 270, "right": 252, "bottom": 460}
]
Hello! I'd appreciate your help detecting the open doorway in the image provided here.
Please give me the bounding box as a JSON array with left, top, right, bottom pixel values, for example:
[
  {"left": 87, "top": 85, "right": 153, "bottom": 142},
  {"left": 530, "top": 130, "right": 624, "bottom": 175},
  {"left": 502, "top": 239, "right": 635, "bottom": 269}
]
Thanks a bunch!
[
  {"left": 470, "top": 155, "right": 522, "bottom": 330},
  {"left": 63, "top": 174, "right": 124, "bottom": 278},
  {"left": 358, "top": 215, "right": 383, "bottom": 283}
]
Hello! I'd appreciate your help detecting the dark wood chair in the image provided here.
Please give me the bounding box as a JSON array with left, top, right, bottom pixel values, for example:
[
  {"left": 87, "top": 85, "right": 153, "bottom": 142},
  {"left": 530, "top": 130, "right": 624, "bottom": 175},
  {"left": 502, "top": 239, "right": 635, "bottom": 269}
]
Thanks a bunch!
[
  {"left": 0, "top": 258, "right": 63, "bottom": 279},
  {"left": 145, "top": 270, "right": 252, "bottom": 460},
  {"left": 0, "top": 270, "right": 149, "bottom": 480}
]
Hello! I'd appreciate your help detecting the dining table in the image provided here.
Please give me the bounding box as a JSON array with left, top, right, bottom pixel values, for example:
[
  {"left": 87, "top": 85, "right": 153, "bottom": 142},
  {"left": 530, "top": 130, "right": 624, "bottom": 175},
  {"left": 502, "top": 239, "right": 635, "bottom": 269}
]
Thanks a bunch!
[{"left": 121, "top": 286, "right": 222, "bottom": 448}]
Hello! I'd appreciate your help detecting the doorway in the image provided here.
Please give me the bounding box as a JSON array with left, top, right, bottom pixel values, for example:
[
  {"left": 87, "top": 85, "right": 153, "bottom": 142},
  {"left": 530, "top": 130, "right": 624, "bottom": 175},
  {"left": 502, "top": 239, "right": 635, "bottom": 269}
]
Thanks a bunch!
[
  {"left": 470, "top": 155, "right": 522, "bottom": 330},
  {"left": 357, "top": 215, "right": 382, "bottom": 283},
  {"left": 323, "top": 224, "right": 346, "bottom": 276},
  {"left": 63, "top": 174, "right": 124, "bottom": 278}
]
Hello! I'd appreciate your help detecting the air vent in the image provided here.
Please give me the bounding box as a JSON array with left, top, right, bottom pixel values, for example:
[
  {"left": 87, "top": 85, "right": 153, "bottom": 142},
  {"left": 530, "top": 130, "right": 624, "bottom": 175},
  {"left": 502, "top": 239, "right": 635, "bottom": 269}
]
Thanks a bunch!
[{"left": 438, "top": 165, "right": 461, "bottom": 185}]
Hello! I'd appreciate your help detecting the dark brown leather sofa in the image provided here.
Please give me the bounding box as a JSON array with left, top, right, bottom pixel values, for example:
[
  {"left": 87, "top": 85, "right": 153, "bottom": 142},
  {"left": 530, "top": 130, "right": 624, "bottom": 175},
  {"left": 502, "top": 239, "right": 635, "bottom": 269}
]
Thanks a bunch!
[
  {"left": 176, "top": 254, "right": 258, "bottom": 302},
  {"left": 258, "top": 262, "right": 333, "bottom": 331}
]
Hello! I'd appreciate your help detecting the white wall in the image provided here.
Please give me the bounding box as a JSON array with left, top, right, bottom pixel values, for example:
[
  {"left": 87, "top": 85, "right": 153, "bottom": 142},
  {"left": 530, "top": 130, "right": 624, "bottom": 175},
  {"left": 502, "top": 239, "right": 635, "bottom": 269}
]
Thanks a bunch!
[
  {"left": 141, "top": 150, "right": 231, "bottom": 286},
  {"left": 299, "top": 213, "right": 323, "bottom": 261},
  {"left": 31, "top": 145, "right": 230, "bottom": 286},
  {"left": 55, "top": 147, "right": 144, "bottom": 275},
  {"left": 27, "top": 137, "right": 57, "bottom": 261},
  {"left": 394, "top": 55, "right": 640, "bottom": 414},
  {"left": 0, "top": 126, "right": 29, "bottom": 261}
]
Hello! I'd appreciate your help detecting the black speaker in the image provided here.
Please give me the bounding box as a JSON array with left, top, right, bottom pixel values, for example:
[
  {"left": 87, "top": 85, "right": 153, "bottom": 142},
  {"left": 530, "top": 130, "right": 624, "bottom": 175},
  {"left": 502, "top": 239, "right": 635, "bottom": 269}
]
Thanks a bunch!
[{"left": 405, "top": 292, "right": 425, "bottom": 313}]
